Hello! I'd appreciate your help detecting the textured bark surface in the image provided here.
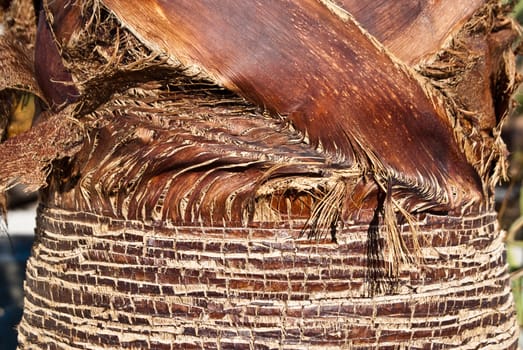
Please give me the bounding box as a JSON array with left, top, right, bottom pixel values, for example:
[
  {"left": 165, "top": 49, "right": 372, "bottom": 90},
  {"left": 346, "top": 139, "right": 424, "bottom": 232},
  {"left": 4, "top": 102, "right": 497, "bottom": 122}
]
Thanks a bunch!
[
  {"left": 18, "top": 207, "right": 518, "bottom": 349},
  {"left": 0, "top": 0, "right": 518, "bottom": 348}
]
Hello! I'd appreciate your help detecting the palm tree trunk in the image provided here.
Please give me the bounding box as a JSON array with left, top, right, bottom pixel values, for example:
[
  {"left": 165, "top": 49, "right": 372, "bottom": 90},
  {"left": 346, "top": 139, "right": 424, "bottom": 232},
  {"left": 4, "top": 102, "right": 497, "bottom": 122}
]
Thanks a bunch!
[
  {"left": 18, "top": 202, "right": 518, "bottom": 348},
  {"left": 0, "top": 0, "right": 519, "bottom": 348}
]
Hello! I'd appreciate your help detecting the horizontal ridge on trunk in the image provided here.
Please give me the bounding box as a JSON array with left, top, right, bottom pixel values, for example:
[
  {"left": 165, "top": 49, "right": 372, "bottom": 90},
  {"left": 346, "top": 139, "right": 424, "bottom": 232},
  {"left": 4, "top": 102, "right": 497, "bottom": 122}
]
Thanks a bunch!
[{"left": 17, "top": 205, "right": 519, "bottom": 349}]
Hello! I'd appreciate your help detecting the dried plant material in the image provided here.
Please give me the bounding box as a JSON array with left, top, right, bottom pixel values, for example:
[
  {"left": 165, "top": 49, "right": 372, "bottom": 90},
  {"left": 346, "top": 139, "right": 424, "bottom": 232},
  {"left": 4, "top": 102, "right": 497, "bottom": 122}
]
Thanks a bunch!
[
  {"left": 0, "top": 0, "right": 42, "bottom": 223},
  {"left": 0, "top": 36, "right": 43, "bottom": 139},
  {"left": 0, "top": 106, "right": 83, "bottom": 193},
  {"left": 418, "top": 1, "right": 519, "bottom": 194},
  {"left": 18, "top": 204, "right": 519, "bottom": 348},
  {"left": 48, "top": 83, "right": 333, "bottom": 227},
  {"left": 0, "top": 37, "right": 42, "bottom": 99},
  {"left": 1, "top": 0, "right": 37, "bottom": 46},
  {"left": 34, "top": 5, "right": 79, "bottom": 109},
  {"left": 97, "top": 0, "right": 488, "bottom": 268},
  {"left": 0, "top": 0, "right": 510, "bottom": 275},
  {"left": 102, "top": 0, "right": 482, "bottom": 215},
  {"left": 0, "top": 0, "right": 42, "bottom": 140},
  {"left": 332, "top": 0, "right": 486, "bottom": 65},
  {"left": 0, "top": 0, "right": 511, "bottom": 273}
]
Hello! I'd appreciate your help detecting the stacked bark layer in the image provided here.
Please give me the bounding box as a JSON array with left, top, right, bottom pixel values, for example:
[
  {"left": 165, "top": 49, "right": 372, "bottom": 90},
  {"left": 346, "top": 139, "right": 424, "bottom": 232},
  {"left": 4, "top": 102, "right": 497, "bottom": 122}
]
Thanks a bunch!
[{"left": 18, "top": 206, "right": 518, "bottom": 349}]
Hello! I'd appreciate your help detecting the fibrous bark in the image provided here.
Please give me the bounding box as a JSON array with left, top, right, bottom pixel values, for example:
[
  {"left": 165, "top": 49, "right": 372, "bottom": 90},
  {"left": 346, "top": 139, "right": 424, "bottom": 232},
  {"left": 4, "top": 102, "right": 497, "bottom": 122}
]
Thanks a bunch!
[
  {"left": 19, "top": 208, "right": 517, "bottom": 349},
  {"left": 0, "top": 0, "right": 518, "bottom": 348}
]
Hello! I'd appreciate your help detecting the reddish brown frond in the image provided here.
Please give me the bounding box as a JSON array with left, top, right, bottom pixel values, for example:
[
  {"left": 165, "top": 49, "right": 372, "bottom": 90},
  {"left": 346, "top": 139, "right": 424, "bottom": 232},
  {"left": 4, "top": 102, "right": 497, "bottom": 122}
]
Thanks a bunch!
[
  {"left": 335, "top": 0, "right": 486, "bottom": 64},
  {"left": 102, "top": 0, "right": 482, "bottom": 214}
]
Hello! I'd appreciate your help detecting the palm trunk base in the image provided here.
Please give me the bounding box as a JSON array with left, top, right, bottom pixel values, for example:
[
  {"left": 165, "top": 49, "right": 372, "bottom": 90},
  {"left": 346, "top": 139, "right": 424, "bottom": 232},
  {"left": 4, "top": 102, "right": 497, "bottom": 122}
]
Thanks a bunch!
[{"left": 17, "top": 205, "right": 518, "bottom": 349}]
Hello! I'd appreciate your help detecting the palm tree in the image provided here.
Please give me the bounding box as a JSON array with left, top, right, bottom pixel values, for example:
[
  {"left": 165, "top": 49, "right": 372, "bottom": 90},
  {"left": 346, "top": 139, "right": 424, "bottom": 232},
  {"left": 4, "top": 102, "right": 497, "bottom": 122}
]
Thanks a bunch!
[{"left": 0, "top": 0, "right": 520, "bottom": 348}]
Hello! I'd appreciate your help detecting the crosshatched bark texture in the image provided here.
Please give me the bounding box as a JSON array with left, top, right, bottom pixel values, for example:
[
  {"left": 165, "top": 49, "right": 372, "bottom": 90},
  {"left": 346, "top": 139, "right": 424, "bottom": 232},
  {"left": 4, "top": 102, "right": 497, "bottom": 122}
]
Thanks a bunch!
[
  {"left": 0, "top": 0, "right": 519, "bottom": 349},
  {"left": 18, "top": 208, "right": 517, "bottom": 349}
]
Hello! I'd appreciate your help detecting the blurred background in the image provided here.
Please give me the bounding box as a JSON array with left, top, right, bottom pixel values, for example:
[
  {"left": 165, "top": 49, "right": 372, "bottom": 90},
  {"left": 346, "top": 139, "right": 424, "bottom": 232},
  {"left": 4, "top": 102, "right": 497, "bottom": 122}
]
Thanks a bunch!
[
  {"left": 500, "top": 4, "right": 523, "bottom": 348},
  {"left": 0, "top": 187, "right": 36, "bottom": 349}
]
